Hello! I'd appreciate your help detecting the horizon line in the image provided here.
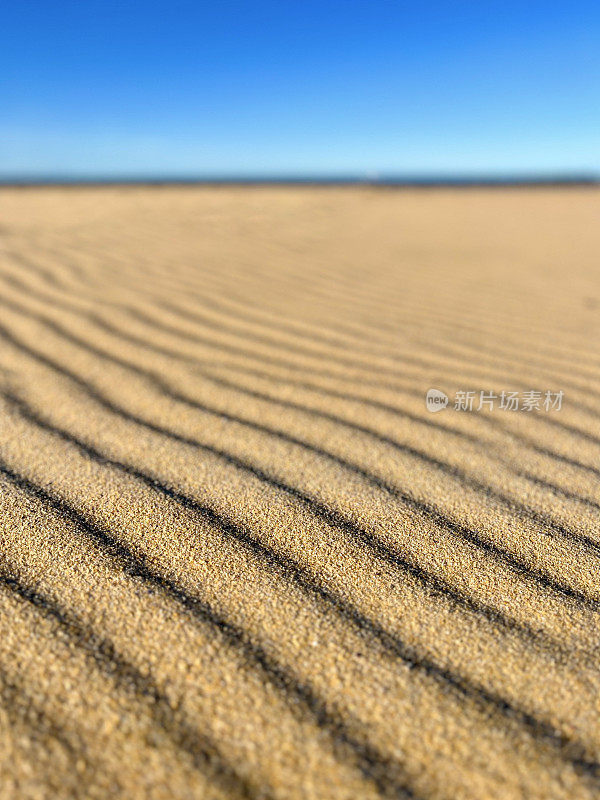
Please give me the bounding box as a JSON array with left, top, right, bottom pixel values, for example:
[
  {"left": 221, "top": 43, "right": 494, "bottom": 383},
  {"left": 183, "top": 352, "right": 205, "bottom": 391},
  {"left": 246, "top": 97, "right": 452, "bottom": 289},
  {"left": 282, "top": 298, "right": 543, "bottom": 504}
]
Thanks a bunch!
[{"left": 1, "top": 172, "right": 598, "bottom": 189}]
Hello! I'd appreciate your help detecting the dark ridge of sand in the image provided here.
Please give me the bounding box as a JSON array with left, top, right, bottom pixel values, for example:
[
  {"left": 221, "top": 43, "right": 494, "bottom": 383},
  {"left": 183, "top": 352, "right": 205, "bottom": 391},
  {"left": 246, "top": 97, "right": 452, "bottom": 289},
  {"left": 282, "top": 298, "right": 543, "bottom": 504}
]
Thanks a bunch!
[{"left": 0, "top": 187, "right": 599, "bottom": 800}]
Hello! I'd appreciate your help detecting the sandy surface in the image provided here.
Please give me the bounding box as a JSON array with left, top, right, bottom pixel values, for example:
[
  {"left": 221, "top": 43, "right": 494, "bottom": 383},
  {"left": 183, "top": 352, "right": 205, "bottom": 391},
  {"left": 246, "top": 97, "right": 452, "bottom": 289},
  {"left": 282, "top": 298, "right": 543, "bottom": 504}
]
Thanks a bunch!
[{"left": 0, "top": 186, "right": 598, "bottom": 800}]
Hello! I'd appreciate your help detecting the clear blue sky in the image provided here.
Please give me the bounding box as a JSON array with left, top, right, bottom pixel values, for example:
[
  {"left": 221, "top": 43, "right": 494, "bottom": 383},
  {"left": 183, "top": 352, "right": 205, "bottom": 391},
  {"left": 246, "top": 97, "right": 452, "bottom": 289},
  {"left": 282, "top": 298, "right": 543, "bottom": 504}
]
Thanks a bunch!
[{"left": 1, "top": 1, "right": 598, "bottom": 177}]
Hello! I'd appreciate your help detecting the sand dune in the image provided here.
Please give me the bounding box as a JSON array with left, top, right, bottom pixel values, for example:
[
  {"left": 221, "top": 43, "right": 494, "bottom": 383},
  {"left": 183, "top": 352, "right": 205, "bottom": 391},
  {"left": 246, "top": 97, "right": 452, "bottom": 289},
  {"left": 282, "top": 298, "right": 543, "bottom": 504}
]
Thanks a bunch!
[{"left": 0, "top": 186, "right": 599, "bottom": 799}]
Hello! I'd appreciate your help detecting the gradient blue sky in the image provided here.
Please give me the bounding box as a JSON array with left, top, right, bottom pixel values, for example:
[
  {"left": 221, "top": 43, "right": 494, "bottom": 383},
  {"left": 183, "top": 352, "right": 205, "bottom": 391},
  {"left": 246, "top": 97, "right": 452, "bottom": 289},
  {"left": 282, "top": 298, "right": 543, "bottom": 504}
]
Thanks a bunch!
[{"left": 1, "top": 1, "right": 598, "bottom": 177}]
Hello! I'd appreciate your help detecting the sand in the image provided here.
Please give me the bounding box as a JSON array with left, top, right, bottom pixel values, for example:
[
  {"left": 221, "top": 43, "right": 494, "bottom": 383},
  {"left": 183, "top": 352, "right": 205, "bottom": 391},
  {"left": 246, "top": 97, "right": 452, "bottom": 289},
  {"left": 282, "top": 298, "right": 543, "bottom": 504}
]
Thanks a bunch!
[{"left": 0, "top": 186, "right": 598, "bottom": 800}]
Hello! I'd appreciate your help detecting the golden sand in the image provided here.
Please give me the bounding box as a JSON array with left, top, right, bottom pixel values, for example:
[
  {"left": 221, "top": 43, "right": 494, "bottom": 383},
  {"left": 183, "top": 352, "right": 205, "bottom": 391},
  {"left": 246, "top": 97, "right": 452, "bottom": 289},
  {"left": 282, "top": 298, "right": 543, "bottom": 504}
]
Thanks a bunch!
[{"left": 0, "top": 186, "right": 598, "bottom": 799}]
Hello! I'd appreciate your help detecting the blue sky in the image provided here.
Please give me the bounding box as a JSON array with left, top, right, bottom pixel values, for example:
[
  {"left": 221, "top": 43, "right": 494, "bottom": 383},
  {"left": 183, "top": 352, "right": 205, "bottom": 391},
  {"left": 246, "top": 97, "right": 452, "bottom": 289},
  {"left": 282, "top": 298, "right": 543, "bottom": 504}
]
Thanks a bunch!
[{"left": 1, "top": 1, "right": 598, "bottom": 177}]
